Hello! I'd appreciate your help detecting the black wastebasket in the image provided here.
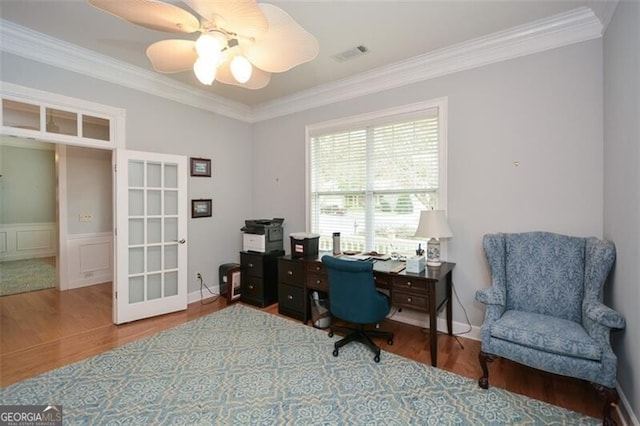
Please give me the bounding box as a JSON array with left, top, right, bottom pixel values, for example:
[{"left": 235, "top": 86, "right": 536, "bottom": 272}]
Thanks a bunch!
[{"left": 219, "top": 263, "right": 240, "bottom": 296}]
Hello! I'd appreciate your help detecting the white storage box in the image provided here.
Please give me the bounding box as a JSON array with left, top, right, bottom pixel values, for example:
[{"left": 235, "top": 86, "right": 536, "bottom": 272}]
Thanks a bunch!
[{"left": 406, "top": 256, "right": 426, "bottom": 273}]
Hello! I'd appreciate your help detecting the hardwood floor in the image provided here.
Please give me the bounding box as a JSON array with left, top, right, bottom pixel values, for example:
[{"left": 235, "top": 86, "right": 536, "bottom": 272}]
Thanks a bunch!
[{"left": 1, "top": 283, "right": 613, "bottom": 422}]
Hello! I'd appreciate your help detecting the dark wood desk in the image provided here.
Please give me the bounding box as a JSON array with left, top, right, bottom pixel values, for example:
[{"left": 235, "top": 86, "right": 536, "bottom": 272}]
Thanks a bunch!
[{"left": 277, "top": 254, "right": 455, "bottom": 367}]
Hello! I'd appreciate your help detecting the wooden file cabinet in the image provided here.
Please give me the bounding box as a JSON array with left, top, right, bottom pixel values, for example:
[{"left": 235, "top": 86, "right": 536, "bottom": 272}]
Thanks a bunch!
[
  {"left": 277, "top": 257, "right": 306, "bottom": 320},
  {"left": 240, "top": 251, "right": 281, "bottom": 308}
]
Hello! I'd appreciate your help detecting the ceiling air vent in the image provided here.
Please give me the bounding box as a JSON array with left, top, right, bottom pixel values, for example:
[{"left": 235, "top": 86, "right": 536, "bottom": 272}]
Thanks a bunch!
[{"left": 331, "top": 45, "right": 369, "bottom": 62}]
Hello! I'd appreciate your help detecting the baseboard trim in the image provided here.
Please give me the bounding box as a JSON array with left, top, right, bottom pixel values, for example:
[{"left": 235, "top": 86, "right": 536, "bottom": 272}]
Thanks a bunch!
[
  {"left": 188, "top": 285, "right": 222, "bottom": 305},
  {"left": 616, "top": 383, "right": 639, "bottom": 426},
  {"left": 387, "top": 307, "right": 482, "bottom": 341}
]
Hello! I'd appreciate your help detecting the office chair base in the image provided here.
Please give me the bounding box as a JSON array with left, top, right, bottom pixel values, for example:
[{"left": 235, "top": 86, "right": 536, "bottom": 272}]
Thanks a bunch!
[{"left": 329, "top": 325, "right": 394, "bottom": 363}]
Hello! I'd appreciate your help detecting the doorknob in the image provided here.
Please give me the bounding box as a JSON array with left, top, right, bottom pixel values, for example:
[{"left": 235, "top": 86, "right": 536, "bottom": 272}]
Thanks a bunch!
[{"left": 177, "top": 239, "right": 186, "bottom": 244}]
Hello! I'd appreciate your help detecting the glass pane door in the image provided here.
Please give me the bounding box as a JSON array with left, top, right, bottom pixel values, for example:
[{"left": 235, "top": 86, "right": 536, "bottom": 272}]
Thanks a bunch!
[{"left": 115, "top": 150, "right": 187, "bottom": 324}]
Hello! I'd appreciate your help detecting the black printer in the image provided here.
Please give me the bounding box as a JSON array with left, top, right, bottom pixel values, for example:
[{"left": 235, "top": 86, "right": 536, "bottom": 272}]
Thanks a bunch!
[{"left": 241, "top": 218, "right": 284, "bottom": 253}]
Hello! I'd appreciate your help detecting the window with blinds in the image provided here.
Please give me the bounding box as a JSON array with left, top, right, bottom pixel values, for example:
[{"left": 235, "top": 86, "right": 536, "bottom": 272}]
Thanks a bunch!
[{"left": 308, "top": 102, "right": 445, "bottom": 254}]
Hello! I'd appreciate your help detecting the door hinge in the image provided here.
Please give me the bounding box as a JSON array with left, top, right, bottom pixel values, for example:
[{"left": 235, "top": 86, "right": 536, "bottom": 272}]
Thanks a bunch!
[
  {"left": 114, "top": 163, "right": 117, "bottom": 172},
  {"left": 114, "top": 227, "right": 117, "bottom": 236},
  {"left": 115, "top": 291, "right": 118, "bottom": 299}
]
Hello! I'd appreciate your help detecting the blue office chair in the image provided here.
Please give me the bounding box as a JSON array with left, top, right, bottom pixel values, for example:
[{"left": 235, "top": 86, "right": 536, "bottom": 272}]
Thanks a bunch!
[{"left": 321, "top": 255, "right": 394, "bottom": 362}]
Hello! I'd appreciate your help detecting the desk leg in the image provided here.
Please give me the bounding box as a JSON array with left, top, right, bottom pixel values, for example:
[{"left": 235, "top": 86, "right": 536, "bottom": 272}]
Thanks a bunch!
[
  {"left": 446, "top": 272, "right": 453, "bottom": 336},
  {"left": 429, "top": 289, "right": 437, "bottom": 367},
  {"left": 302, "top": 288, "right": 309, "bottom": 325}
]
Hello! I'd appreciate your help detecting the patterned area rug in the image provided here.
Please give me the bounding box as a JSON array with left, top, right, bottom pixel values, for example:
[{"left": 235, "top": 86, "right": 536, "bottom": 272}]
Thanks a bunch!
[
  {"left": 0, "top": 258, "right": 56, "bottom": 296},
  {"left": 0, "top": 304, "right": 598, "bottom": 425}
]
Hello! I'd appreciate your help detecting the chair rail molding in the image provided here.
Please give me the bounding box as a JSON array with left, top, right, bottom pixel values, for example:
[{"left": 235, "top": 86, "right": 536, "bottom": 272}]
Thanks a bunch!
[{"left": 0, "top": 222, "right": 57, "bottom": 262}]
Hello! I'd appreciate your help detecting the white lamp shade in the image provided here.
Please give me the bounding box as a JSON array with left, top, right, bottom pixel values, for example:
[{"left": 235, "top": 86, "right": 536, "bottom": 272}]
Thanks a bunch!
[
  {"left": 195, "top": 32, "right": 226, "bottom": 62},
  {"left": 193, "top": 57, "right": 217, "bottom": 85},
  {"left": 230, "top": 55, "right": 253, "bottom": 83},
  {"left": 415, "top": 210, "right": 453, "bottom": 239}
]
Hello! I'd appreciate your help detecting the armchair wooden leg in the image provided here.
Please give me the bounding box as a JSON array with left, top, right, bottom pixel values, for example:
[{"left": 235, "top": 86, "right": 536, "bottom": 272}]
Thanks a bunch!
[
  {"left": 593, "top": 384, "right": 619, "bottom": 426},
  {"left": 478, "top": 351, "right": 496, "bottom": 389}
]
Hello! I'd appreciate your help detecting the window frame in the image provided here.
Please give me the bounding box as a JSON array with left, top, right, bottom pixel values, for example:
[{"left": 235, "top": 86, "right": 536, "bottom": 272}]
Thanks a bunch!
[{"left": 305, "top": 97, "right": 448, "bottom": 255}]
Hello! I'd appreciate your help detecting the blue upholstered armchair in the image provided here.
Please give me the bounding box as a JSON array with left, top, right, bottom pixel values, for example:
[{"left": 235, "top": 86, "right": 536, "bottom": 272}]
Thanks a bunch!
[{"left": 475, "top": 232, "right": 625, "bottom": 425}]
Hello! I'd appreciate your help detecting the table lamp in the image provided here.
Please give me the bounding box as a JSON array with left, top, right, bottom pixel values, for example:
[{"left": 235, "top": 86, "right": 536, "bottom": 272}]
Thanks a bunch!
[{"left": 415, "top": 210, "right": 453, "bottom": 267}]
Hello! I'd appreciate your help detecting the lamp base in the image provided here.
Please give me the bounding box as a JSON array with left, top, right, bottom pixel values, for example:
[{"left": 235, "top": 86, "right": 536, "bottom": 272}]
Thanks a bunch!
[{"left": 426, "top": 238, "right": 442, "bottom": 267}]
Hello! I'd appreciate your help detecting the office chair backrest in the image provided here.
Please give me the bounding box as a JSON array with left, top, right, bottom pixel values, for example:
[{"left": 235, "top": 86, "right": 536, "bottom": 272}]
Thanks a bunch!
[{"left": 322, "top": 255, "right": 388, "bottom": 324}]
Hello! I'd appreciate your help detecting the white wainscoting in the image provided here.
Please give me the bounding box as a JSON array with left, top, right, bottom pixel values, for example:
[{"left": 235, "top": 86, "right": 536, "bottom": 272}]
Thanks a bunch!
[
  {"left": 0, "top": 222, "right": 57, "bottom": 261},
  {"left": 66, "top": 232, "right": 113, "bottom": 289}
]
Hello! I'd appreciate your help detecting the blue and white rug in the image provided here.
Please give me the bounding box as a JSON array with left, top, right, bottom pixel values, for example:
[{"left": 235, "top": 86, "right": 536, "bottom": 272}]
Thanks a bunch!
[{"left": 0, "top": 304, "right": 598, "bottom": 425}]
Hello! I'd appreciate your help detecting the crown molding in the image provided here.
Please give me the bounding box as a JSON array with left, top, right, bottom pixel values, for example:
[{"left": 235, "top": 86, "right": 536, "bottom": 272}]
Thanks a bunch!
[
  {"left": 1, "top": 6, "right": 603, "bottom": 124},
  {"left": 587, "top": 0, "right": 619, "bottom": 32},
  {"left": 251, "top": 6, "right": 603, "bottom": 122},
  {"left": 0, "top": 19, "right": 252, "bottom": 122}
]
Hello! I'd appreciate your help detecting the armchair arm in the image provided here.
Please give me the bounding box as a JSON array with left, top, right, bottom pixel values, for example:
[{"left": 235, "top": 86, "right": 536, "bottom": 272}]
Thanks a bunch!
[
  {"left": 476, "top": 286, "right": 505, "bottom": 306},
  {"left": 584, "top": 302, "right": 625, "bottom": 330}
]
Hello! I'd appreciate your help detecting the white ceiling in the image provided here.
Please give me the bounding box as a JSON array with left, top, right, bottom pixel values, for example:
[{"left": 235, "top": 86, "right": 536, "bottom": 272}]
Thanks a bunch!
[{"left": 1, "top": 1, "right": 607, "bottom": 105}]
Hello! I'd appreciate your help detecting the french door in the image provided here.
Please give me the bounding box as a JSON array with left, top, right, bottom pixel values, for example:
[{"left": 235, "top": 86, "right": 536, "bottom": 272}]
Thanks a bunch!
[{"left": 114, "top": 150, "right": 188, "bottom": 324}]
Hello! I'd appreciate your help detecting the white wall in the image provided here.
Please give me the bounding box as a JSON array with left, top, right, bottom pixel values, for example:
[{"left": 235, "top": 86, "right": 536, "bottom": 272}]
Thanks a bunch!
[
  {"left": 67, "top": 146, "right": 112, "bottom": 234},
  {"left": 0, "top": 144, "right": 57, "bottom": 261},
  {"left": 252, "top": 40, "right": 604, "bottom": 328},
  {"left": 1, "top": 52, "right": 254, "bottom": 293},
  {"left": 0, "top": 144, "right": 55, "bottom": 224},
  {"left": 603, "top": 0, "right": 640, "bottom": 422}
]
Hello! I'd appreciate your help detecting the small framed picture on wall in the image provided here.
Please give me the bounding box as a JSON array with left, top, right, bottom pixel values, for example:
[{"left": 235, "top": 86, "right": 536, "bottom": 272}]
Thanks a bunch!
[
  {"left": 191, "top": 199, "right": 212, "bottom": 218},
  {"left": 190, "top": 157, "right": 211, "bottom": 177}
]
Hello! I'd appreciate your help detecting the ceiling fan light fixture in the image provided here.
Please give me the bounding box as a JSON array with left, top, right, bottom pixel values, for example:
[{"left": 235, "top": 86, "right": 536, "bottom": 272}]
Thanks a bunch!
[
  {"left": 195, "top": 31, "right": 226, "bottom": 62},
  {"left": 90, "top": 0, "right": 318, "bottom": 90},
  {"left": 193, "top": 57, "right": 217, "bottom": 85},
  {"left": 230, "top": 55, "right": 252, "bottom": 84}
]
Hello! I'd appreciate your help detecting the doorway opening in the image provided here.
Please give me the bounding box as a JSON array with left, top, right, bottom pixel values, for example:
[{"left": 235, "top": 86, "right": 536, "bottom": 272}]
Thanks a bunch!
[{"left": 0, "top": 138, "right": 57, "bottom": 296}]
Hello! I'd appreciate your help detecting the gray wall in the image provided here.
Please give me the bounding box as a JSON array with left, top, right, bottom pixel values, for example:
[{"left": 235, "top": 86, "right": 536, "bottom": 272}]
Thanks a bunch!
[
  {"left": 0, "top": 144, "right": 55, "bottom": 224},
  {"left": 603, "top": 0, "right": 640, "bottom": 421},
  {"left": 67, "top": 146, "right": 112, "bottom": 234},
  {"left": 1, "top": 52, "right": 254, "bottom": 293},
  {"left": 253, "top": 40, "right": 604, "bottom": 329}
]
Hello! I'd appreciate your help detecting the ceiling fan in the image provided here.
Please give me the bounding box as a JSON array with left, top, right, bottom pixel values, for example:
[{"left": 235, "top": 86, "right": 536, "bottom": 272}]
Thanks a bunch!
[{"left": 88, "top": 0, "right": 319, "bottom": 89}]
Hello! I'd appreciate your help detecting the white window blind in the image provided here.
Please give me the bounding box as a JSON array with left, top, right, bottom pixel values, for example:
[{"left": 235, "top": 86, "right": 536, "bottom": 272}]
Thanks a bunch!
[{"left": 309, "top": 104, "right": 444, "bottom": 254}]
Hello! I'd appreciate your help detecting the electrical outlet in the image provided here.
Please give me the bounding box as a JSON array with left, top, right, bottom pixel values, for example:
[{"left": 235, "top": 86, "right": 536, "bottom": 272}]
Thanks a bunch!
[
  {"left": 196, "top": 272, "right": 202, "bottom": 280},
  {"left": 78, "top": 214, "right": 93, "bottom": 222}
]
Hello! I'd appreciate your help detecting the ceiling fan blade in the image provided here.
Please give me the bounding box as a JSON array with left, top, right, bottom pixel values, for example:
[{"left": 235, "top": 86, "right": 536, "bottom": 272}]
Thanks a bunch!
[
  {"left": 88, "top": 0, "right": 200, "bottom": 33},
  {"left": 216, "top": 56, "right": 271, "bottom": 90},
  {"left": 243, "top": 3, "right": 319, "bottom": 73},
  {"left": 146, "top": 39, "right": 197, "bottom": 73},
  {"left": 183, "top": 0, "right": 268, "bottom": 39}
]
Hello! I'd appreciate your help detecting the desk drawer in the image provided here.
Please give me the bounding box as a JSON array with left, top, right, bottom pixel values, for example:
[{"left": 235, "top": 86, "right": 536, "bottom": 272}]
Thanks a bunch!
[
  {"left": 392, "top": 291, "right": 429, "bottom": 311},
  {"left": 307, "top": 273, "right": 328, "bottom": 292},
  {"left": 279, "top": 283, "right": 305, "bottom": 312},
  {"left": 392, "top": 276, "right": 428, "bottom": 292},
  {"left": 373, "top": 272, "right": 391, "bottom": 289},
  {"left": 278, "top": 259, "right": 305, "bottom": 286},
  {"left": 307, "top": 262, "right": 325, "bottom": 275}
]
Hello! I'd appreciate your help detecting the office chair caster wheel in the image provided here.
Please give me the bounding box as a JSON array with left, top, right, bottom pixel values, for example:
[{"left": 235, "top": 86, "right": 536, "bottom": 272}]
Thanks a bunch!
[
  {"left": 388, "top": 339, "right": 394, "bottom": 345},
  {"left": 328, "top": 331, "right": 334, "bottom": 338},
  {"left": 333, "top": 349, "right": 339, "bottom": 357},
  {"left": 374, "top": 354, "right": 380, "bottom": 363}
]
